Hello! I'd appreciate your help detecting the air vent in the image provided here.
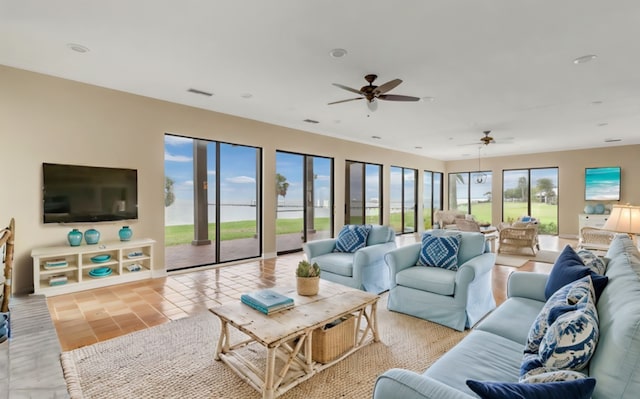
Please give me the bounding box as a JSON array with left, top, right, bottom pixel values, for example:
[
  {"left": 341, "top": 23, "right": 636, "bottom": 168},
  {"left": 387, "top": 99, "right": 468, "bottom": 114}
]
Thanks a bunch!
[
  {"left": 303, "top": 119, "right": 319, "bottom": 124},
  {"left": 187, "top": 88, "right": 213, "bottom": 97}
]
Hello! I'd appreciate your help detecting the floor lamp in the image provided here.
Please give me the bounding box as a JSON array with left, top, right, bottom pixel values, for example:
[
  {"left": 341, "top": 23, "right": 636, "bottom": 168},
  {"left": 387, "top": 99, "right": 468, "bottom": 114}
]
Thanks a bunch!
[{"left": 602, "top": 204, "right": 640, "bottom": 245}]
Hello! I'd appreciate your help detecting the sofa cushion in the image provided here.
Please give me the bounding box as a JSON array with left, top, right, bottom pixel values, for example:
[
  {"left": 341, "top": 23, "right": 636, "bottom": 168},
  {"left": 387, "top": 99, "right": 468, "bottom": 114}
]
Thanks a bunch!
[
  {"left": 417, "top": 231, "right": 461, "bottom": 270},
  {"left": 544, "top": 245, "right": 608, "bottom": 300},
  {"left": 466, "top": 378, "right": 596, "bottom": 399},
  {"left": 576, "top": 249, "right": 606, "bottom": 275},
  {"left": 334, "top": 224, "right": 372, "bottom": 253},
  {"left": 395, "top": 266, "right": 456, "bottom": 296},
  {"left": 424, "top": 330, "right": 525, "bottom": 396},
  {"left": 311, "top": 252, "right": 353, "bottom": 277},
  {"left": 475, "top": 297, "right": 545, "bottom": 345},
  {"left": 366, "top": 225, "right": 393, "bottom": 246}
]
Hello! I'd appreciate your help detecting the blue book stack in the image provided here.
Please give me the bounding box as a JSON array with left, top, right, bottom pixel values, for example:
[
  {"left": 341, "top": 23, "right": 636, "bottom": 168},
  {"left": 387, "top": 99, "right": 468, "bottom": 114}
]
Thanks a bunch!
[{"left": 241, "top": 289, "right": 294, "bottom": 315}]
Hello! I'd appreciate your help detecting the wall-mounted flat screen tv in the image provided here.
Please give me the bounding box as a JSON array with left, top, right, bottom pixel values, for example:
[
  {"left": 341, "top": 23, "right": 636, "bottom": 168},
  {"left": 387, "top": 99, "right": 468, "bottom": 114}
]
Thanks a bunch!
[
  {"left": 585, "top": 166, "right": 621, "bottom": 201},
  {"left": 43, "top": 163, "right": 138, "bottom": 224}
]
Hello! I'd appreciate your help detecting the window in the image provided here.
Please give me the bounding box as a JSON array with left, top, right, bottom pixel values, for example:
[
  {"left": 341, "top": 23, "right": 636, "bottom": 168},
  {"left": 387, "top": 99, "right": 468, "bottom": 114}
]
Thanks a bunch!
[
  {"left": 423, "top": 171, "right": 443, "bottom": 229},
  {"left": 346, "top": 161, "right": 382, "bottom": 225},
  {"left": 503, "top": 167, "right": 558, "bottom": 234},
  {"left": 448, "top": 171, "right": 492, "bottom": 224},
  {"left": 390, "top": 166, "right": 417, "bottom": 234}
]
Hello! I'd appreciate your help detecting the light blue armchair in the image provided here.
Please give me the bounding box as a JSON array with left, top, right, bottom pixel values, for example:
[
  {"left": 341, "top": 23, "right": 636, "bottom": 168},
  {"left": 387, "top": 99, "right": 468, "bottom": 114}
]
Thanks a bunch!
[
  {"left": 303, "top": 225, "right": 396, "bottom": 294},
  {"left": 385, "top": 230, "right": 496, "bottom": 331}
]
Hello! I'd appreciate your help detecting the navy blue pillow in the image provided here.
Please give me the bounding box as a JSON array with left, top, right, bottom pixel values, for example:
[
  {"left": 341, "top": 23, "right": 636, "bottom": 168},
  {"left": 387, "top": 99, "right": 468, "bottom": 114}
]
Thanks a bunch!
[
  {"left": 545, "top": 245, "right": 608, "bottom": 300},
  {"left": 466, "top": 378, "right": 596, "bottom": 399}
]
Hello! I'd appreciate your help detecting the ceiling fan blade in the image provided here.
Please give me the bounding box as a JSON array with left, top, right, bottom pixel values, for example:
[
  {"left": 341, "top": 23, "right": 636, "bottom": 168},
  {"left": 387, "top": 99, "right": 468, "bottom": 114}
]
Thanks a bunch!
[
  {"left": 374, "top": 79, "right": 402, "bottom": 95},
  {"left": 378, "top": 94, "right": 421, "bottom": 102},
  {"left": 328, "top": 97, "right": 364, "bottom": 105},
  {"left": 332, "top": 83, "right": 363, "bottom": 95}
]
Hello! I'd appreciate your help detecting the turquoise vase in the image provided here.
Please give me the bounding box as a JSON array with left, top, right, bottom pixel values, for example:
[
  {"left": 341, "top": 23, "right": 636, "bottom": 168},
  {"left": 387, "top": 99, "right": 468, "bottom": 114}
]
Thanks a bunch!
[
  {"left": 84, "top": 228, "right": 100, "bottom": 245},
  {"left": 67, "top": 228, "right": 83, "bottom": 246},
  {"left": 119, "top": 226, "right": 133, "bottom": 241}
]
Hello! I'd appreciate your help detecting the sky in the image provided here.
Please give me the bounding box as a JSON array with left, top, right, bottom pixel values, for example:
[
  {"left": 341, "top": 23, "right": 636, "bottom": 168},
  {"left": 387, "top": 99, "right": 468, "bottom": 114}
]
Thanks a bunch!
[{"left": 165, "top": 135, "right": 332, "bottom": 206}]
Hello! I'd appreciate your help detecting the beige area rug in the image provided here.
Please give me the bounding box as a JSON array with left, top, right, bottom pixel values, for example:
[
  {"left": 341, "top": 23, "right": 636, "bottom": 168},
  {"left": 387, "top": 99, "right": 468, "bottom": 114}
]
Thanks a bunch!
[
  {"left": 61, "top": 295, "right": 467, "bottom": 399},
  {"left": 495, "top": 249, "right": 561, "bottom": 267}
]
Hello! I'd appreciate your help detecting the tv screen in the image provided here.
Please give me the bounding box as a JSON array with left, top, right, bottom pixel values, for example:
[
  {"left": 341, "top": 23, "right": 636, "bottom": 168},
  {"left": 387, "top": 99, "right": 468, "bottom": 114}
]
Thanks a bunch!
[
  {"left": 43, "top": 163, "right": 138, "bottom": 223},
  {"left": 585, "top": 166, "right": 621, "bottom": 201}
]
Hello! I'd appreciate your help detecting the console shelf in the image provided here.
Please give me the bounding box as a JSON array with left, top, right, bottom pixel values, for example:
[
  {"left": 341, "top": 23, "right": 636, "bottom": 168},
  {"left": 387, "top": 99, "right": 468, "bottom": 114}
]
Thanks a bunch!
[{"left": 31, "top": 238, "right": 154, "bottom": 296}]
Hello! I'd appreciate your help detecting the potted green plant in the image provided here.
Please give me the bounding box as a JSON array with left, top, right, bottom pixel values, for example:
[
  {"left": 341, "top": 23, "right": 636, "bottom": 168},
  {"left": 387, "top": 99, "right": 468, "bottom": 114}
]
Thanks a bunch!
[{"left": 296, "top": 260, "right": 320, "bottom": 296}]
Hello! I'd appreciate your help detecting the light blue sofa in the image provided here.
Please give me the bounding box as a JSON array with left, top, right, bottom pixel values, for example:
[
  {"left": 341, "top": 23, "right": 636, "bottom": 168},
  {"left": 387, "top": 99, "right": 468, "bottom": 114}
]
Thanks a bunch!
[
  {"left": 384, "top": 230, "right": 496, "bottom": 331},
  {"left": 373, "top": 234, "right": 640, "bottom": 399},
  {"left": 302, "top": 225, "right": 396, "bottom": 294}
]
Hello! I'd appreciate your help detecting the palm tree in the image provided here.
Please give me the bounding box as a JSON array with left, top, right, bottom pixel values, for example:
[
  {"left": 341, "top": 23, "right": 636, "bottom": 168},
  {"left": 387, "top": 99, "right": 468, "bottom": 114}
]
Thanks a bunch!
[
  {"left": 276, "top": 173, "right": 289, "bottom": 205},
  {"left": 165, "top": 176, "right": 175, "bottom": 207}
]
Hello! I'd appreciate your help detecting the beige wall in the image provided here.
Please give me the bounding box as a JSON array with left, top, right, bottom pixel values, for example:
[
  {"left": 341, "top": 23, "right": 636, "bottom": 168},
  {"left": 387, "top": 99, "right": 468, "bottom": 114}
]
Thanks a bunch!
[
  {"left": 2, "top": 65, "right": 639, "bottom": 294},
  {"left": 445, "top": 146, "right": 640, "bottom": 237},
  {"left": 0, "top": 66, "right": 443, "bottom": 294}
]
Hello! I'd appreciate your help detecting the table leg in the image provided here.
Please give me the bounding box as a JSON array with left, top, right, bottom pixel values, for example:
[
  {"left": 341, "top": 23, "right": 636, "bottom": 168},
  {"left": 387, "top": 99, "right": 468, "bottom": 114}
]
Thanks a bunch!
[
  {"left": 370, "top": 301, "right": 380, "bottom": 342},
  {"left": 215, "top": 319, "right": 228, "bottom": 361},
  {"left": 264, "top": 346, "right": 277, "bottom": 399}
]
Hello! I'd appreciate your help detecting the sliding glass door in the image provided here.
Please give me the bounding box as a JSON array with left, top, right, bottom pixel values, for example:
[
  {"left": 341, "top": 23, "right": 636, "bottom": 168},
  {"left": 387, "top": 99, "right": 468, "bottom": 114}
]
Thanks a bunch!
[
  {"left": 164, "top": 134, "right": 261, "bottom": 270},
  {"left": 346, "top": 161, "right": 382, "bottom": 225},
  {"left": 275, "top": 151, "right": 333, "bottom": 254},
  {"left": 390, "top": 166, "right": 417, "bottom": 234},
  {"left": 423, "top": 170, "right": 443, "bottom": 229}
]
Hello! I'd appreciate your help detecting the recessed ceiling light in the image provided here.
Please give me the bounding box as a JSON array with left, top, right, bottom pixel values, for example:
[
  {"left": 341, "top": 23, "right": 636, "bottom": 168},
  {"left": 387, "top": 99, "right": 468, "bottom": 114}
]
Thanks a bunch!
[
  {"left": 414, "top": 146, "right": 423, "bottom": 149},
  {"left": 240, "top": 93, "right": 253, "bottom": 99},
  {"left": 604, "top": 138, "right": 622, "bottom": 143},
  {"left": 67, "top": 43, "right": 90, "bottom": 53},
  {"left": 371, "top": 135, "right": 381, "bottom": 140},
  {"left": 329, "top": 48, "right": 347, "bottom": 58},
  {"left": 421, "top": 96, "right": 435, "bottom": 102},
  {"left": 573, "top": 54, "right": 597, "bottom": 64},
  {"left": 592, "top": 100, "right": 603, "bottom": 105},
  {"left": 303, "top": 119, "right": 319, "bottom": 124},
  {"left": 597, "top": 122, "right": 609, "bottom": 127}
]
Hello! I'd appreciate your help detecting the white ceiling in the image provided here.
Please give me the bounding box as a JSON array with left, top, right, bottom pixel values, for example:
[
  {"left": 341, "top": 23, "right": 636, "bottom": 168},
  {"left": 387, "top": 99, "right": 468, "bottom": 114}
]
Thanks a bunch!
[{"left": 2, "top": 0, "right": 640, "bottom": 160}]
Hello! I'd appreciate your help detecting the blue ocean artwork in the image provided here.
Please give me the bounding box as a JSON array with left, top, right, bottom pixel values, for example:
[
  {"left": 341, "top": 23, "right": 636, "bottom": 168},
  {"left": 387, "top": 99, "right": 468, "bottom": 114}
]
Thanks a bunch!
[{"left": 585, "top": 167, "right": 621, "bottom": 200}]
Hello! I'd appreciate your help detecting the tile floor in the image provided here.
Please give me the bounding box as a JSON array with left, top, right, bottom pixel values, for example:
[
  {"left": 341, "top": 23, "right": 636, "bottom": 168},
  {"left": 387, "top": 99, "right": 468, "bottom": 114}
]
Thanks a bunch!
[{"left": 1, "top": 234, "right": 574, "bottom": 398}]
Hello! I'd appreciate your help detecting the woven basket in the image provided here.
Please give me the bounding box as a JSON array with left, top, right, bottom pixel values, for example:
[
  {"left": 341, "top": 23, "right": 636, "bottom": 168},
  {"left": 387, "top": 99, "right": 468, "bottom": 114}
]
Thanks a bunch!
[
  {"left": 312, "top": 315, "right": 355, "bottom": 363},
  {"left": 296, "top": 276, "right": 319, "bottom": 296}
]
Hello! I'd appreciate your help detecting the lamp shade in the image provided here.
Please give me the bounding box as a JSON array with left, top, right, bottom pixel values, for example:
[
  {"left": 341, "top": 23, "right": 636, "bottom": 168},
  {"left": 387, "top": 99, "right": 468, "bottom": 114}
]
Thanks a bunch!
[{"left": 602, "top": 204, "right": 640, "bottom": 235}]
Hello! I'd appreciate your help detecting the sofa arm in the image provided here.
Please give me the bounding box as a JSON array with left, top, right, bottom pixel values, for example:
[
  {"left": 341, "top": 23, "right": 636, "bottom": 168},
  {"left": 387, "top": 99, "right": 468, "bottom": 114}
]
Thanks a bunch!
[
  {"left": 354, "top": 241, "right": 397, "bottom": 269},
  {"left": 455, "top": 252, "right": 495, "bottom": 286},
  {"left": 373, "top": 369, "right": 475, "bottom": 399},
  {"left": 384, "top": 243, "right": 421, "bottom": 280},
  {"left": 302, "top": 238, "right": 336, "bottom": 260},
  {"left": 507, "top": 271, "right": 548, "bottom": 302}
]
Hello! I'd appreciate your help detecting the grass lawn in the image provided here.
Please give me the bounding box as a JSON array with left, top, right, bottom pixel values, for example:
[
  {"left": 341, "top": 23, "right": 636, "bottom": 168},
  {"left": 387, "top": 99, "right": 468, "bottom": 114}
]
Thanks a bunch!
[{"left": 166, "top": 202, "right": 558, "bottom": 246}]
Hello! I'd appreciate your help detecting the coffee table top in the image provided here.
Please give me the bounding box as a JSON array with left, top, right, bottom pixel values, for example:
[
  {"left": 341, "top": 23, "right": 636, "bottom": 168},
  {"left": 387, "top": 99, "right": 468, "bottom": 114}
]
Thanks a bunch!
[{"left": 210, "top": 279, "right": 379, "bottom": 347}]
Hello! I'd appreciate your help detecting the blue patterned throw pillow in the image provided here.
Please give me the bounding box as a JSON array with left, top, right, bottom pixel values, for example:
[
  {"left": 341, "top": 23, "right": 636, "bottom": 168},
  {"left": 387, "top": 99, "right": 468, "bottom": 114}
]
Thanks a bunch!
[
  {"left": 521, "top": 276, "right": 598, "bottom": 379},
  {"left": 417, "top": 232, "right": 461, "bottom": 270},
  {"left": 334, "top": 224, "right": 372, "bottom": 253},
  {"left": 576, "top": 249, "right": 606, "bottom": 275},
  {"left": 538, "top": 295, "right": 599, "bottom": 372}
]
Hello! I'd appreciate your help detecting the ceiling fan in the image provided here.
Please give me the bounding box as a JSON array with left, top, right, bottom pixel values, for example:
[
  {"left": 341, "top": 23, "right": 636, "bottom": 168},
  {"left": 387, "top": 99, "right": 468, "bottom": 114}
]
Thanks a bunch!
[
  {"left": 458, "top": 130, "right": 513, "bottom": 146},
  {"left": 479, "top": 130, "right": 495, "bottom": 145},
  {"left": 328, "top": 74, "right": 420, "bottom": 111}
]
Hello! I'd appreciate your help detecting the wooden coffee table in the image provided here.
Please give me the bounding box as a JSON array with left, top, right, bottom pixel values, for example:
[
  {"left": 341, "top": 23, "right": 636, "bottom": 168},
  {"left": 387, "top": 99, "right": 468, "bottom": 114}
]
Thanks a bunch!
[{"left": 210, "top": 280, "right": 380, "bottom": 399}]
